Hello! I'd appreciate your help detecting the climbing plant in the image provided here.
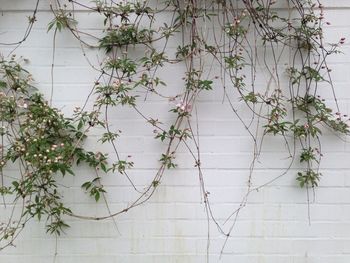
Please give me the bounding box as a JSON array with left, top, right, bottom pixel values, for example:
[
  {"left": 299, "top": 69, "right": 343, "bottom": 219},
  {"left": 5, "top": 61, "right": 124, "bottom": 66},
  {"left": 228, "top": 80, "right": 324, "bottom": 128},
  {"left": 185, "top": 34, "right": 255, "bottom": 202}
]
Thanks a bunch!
[{"left": 0, "top": 0, "right": 349, "bottom": 257}]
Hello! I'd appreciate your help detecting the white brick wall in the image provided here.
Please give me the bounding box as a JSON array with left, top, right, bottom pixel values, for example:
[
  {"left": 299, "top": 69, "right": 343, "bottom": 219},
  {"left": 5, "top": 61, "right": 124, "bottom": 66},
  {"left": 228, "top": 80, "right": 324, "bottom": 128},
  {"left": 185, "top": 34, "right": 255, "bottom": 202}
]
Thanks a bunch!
[{"left": 1, "top": 0, "right": 350, "bottom": 262}]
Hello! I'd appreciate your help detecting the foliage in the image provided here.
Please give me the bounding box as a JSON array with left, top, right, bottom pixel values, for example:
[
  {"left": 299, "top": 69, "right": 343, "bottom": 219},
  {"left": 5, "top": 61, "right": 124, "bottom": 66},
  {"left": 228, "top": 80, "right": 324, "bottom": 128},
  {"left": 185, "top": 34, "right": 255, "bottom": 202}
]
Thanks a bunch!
[
  {"left": 0, "top": 57, "right": 108, "bottom": 243},
  {"left": 0, "top": 0, "right": 349, "bottom": 255}
]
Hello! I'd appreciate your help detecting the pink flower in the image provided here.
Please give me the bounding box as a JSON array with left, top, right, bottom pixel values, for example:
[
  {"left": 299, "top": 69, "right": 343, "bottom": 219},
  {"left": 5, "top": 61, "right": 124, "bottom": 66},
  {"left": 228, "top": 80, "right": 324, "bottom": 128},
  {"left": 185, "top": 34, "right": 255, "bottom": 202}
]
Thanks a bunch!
[
  {"left": 175, "top": 101, "right": 192, "bottom": 113},
  {"left": 185, "top": 104, "right": 192, "bottom": 112}
]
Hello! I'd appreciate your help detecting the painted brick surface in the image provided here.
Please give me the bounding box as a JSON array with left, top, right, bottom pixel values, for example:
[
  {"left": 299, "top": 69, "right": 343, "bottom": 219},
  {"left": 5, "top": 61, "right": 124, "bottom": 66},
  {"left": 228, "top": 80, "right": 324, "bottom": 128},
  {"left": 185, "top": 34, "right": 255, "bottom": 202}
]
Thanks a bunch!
[{"left": 1, "top": 1, "right": 350, "bottom": 262}]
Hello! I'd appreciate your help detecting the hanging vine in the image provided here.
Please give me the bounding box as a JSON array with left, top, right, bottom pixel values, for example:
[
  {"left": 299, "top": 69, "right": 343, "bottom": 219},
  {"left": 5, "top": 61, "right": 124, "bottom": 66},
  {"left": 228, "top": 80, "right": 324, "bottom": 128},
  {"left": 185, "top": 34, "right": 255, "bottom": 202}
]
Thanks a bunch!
[{"left": 0, "top": 0, "right": 348, "bottom": 257}]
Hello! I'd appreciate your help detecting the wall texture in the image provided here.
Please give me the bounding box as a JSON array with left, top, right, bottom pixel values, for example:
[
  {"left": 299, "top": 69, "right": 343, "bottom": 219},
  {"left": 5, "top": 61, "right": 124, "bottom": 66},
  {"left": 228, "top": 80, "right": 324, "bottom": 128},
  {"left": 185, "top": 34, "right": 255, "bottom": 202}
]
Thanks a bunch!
[{"left": 1, "top": 1, "right": 350, "bottom": 262}]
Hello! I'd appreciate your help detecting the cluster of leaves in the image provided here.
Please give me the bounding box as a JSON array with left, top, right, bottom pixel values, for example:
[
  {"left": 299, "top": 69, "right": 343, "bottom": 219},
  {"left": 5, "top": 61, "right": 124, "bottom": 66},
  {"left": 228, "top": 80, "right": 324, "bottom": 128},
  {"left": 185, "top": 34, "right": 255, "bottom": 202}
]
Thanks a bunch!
[
  {"left": 0, "top": 57, "right": 110, "bottom": 242},
  {"left": 99, "top": 25, "right": 154, "bottom": 52},
  {"left": 96, "top": 2, "right": 155, "bottom": 52},
  {"left": 48, "top": 9, "right": 77, "bottom": 32}
]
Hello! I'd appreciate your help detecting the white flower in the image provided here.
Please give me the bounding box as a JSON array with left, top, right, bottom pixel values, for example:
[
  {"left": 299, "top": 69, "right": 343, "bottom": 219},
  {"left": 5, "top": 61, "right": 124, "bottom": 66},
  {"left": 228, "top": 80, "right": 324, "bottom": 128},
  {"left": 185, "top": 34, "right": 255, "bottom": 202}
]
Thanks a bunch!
[{"left": 17, "top": 98, "right": 28, "bottom": 109}]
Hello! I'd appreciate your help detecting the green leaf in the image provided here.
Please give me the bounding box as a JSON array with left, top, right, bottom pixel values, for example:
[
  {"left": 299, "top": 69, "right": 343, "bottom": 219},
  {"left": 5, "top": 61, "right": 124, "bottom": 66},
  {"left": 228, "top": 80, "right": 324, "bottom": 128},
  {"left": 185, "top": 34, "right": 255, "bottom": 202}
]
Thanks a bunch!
[
  {"left": 12, "top": 181, "right": 19, "bottom": 188},
  {"left": 0, "top": 80, "right": 6, "bottom": 88},
  {"left": 66, "top": 168, "right": 75, "bottom": 176},
  {"left": 94, "top": 191, "right": 100, "bottom": 202},
  {"left": 100, "top": 162, "right": 107, "bottom": 173},
  {"left": 81, "top": 182, "right": 91, "bottom": 190}
]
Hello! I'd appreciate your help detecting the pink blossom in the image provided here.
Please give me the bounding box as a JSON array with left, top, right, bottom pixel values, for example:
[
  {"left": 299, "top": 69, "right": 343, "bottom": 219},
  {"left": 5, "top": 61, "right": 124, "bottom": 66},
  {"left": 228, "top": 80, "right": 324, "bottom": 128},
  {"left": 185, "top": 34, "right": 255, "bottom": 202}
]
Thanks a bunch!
[{"left": 175, "top": 101, "right": 192, "bottom": 113}]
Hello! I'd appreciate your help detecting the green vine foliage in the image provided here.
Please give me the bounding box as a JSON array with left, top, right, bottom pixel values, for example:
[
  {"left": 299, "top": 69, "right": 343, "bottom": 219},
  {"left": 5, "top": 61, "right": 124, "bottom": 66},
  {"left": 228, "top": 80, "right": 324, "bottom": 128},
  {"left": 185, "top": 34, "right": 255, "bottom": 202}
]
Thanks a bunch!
[
  {"left": 0, "top": 0, "right": 349, "bottom": 254},
  {"left": 0, "top": 57, "right": 109, "bottom": 243}
]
